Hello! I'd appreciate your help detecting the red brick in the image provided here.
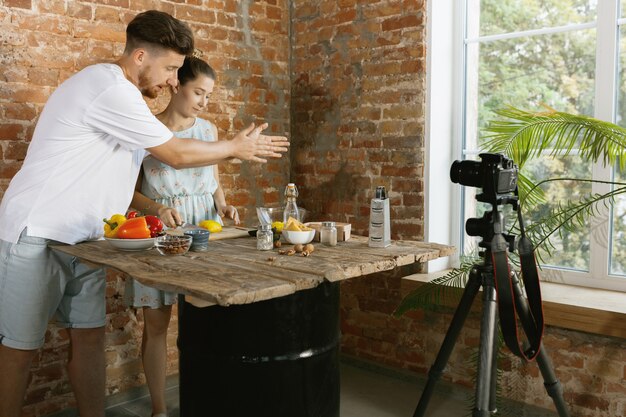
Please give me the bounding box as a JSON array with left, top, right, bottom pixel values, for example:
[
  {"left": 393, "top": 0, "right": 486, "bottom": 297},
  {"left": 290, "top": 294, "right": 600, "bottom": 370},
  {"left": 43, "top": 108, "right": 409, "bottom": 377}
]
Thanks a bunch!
[
  {"left": 216, "top": 13, "right": 235, "bottom": 27},
  {"left": 5, "top": 0, "right": 31, "bottom": 8},
  {"left": 175, "top": 4, "right": 216, "bottom": 24},
  {"left": 95, "top": 5, "right": 123, "bottom": 23},
  {"left": 0, "top": 161, "right": 22, "bottom": 178},
  {"left": 4, "top": 103, "right": 38, "bottom": 121},
  {"left": 4, "top": 141, "right": 29, "bottom": 160},
  {"left": 28, "top": 67, "right": 59, "bottom": 86},
  {"left": 38, "top": 0, "right": 67, "bottom": 14},
  {"left": 382, "top": 14, "right": 423, "bottom": 32},
  {"left": 17, "top": 14, "right": 71, "bottom": 35},
  {"left": 73, "top": 20, "right": 125, "bottom": 42},
  {"left": 0, "top": 124, "right": 23, "bottom": 140}
]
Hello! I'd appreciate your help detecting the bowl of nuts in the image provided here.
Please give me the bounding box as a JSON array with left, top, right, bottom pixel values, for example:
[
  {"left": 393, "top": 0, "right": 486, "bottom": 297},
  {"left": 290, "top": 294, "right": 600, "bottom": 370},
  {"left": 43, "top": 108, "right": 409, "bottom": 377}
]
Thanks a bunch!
[{"left": 155, "top": 234, "right": 192, "bottom": 256}]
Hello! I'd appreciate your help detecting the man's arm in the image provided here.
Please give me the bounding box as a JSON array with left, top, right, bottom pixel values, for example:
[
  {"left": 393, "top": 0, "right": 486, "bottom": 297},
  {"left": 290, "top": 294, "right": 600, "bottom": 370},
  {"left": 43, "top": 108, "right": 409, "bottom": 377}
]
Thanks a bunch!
[{"left": 147, "top": 123, "right": 289, "bottom": 169}]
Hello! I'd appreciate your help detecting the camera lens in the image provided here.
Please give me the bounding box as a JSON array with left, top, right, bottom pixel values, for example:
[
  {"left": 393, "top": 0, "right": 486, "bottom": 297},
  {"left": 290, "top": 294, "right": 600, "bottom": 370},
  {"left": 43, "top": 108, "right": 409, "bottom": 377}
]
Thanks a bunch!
[
  {"left": 450, "top": 160, "right": 483, "bottom": 188},
  {"left": 465, "top": 215, "right": 491, "bottom": 237}
]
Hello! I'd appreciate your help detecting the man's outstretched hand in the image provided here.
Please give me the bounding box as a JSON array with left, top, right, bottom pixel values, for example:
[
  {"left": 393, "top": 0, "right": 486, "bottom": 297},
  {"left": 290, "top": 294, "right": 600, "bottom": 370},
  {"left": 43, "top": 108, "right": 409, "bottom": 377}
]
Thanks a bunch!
[{"left": 232, "top": 123, "right": 290, "bottom": 163}]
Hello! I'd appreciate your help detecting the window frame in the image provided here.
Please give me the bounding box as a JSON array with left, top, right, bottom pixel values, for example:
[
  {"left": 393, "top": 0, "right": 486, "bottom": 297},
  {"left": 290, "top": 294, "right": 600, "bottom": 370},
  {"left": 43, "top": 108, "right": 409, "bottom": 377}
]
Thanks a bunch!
[{"left": 426, "top": 0, "right": 626, "bottom": 292}]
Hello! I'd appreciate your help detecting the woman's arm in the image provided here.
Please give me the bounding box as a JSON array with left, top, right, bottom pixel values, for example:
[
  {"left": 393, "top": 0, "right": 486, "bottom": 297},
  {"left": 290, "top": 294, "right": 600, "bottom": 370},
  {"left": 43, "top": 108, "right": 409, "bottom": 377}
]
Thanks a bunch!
[
  {"left": 212, "top": 125, "right": 240, "bottom": 225},
  {"left": 130, "top": 169, "right": 182, "bottom": 228},
  {"left": 213, "top": 164, "right": 240, "bottom": 225}
]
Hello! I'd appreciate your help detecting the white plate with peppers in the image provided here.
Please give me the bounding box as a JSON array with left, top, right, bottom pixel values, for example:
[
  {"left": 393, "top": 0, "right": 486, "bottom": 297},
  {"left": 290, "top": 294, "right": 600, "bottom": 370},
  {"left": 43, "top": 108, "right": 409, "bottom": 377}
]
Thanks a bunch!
[
  {"left": 103, "top": 211, "right": 164, "bottom": 251},
  {"left": 104, "top": 237, "right": 156, "bottom": 251}
]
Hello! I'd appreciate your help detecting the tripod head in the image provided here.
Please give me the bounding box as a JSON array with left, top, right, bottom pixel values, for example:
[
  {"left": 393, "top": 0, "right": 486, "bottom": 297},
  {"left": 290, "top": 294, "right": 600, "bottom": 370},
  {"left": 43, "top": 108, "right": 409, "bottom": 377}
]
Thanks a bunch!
[{"left": 450, "top": 153, "right": 519, "bottom": 261}]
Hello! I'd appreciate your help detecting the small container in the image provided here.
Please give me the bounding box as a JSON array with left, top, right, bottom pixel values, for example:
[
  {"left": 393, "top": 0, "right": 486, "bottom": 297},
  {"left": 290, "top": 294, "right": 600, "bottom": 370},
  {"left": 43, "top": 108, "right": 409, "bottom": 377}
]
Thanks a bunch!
[
  {"left": 184, "top": 229, "right": 210, "bottom": 252},
  {"left": 155, "top": 235, "right": 192, "bottom": 256},
  {"left": 320, "top": 221, "right": 337, "bottom": 247},
  {"left": 257, "top": 224, "right": 274, "bottom": 250}
]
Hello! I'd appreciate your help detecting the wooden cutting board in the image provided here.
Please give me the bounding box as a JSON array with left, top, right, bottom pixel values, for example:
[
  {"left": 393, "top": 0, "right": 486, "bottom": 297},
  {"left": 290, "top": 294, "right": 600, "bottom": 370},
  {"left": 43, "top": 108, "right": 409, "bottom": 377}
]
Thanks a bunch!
[{"left": 209, "top": 226, "right": 253, "bottom": 241}]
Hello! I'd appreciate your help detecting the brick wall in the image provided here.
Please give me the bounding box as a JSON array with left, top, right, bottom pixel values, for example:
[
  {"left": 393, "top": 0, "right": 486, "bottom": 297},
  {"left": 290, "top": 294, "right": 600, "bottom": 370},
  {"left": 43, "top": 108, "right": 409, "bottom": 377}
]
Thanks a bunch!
[
  {"left": 1, "top": 1, "right": 625, "bottom": 417},
  {"left": 0, "top": 0, "right": 290, "bottom": 217},
  {"left": 0, "top": 1, "right": 290, "bottom": 416},
  {"left": 341, "top": 271, "right": 626, "bottom": 417},
  {"left": 290, "top": 0, "right": 426, "bottom": 239}
]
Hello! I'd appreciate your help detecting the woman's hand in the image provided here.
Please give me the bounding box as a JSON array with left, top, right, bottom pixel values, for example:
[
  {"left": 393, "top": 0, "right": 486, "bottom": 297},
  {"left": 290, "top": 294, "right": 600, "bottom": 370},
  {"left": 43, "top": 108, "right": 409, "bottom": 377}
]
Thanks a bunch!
[
  {"left": 231, "top": 123, "right": 289, "bottom": 163},
  {"left": 218, "top": 205, "right": 240, "bottom": 225},
  {"left": 157, "top": 206, "right": 183, "bottom": 228}
]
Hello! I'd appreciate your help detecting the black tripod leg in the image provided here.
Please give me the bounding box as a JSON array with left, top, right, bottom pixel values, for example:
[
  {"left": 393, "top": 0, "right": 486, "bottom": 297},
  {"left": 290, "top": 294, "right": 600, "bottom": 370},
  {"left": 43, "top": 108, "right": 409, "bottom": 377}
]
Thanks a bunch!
[
  {"left": 473, "top": 275, "right": 498, "bottom": 417},
  {"left": 511, "top": 276, "right": 571, "bottom": 417},
  {"left": 489, "top": 309, "right": 499, "bottom": 413},
  {"left": 413, "top": 269, "right": 482, "bottom": 417}
]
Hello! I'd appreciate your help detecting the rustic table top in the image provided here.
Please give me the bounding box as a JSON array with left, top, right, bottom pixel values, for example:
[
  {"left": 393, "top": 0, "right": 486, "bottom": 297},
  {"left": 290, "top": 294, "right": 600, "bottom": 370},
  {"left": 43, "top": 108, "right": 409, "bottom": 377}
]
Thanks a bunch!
[{"left": 52, "top": 236, "right": 454, "bottom": 306}]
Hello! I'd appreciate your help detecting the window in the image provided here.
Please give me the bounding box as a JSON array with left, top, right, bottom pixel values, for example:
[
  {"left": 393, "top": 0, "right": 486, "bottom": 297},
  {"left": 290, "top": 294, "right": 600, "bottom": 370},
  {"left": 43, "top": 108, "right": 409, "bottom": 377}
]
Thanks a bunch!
[{"left": 426, "top": 0, "right": 626, "bottom": 291}]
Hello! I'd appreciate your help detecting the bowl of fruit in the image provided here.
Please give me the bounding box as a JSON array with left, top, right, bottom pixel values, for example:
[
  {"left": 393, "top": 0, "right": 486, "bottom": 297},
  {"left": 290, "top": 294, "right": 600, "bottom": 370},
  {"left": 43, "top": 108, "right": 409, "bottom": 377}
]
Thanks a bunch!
[
  {"left": 281, "top": 217, "right": 315, "bottom": 244},
  {"left": 103, "top": 213, "right": 163, "bottom": 251}
]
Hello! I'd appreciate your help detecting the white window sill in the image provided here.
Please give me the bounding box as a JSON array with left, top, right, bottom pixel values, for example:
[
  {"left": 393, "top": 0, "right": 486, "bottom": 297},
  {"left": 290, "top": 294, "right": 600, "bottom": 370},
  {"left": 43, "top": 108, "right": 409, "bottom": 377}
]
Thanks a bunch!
[{"left": 402, "top": 272, "right": 626, "bottom": 339}]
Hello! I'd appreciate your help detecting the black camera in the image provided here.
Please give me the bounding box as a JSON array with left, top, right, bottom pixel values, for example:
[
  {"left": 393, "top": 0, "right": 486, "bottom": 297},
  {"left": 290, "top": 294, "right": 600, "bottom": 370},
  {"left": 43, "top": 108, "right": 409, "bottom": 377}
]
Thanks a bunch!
[{"left": 450, "top": 153, "right": 518, "bottom": 205}]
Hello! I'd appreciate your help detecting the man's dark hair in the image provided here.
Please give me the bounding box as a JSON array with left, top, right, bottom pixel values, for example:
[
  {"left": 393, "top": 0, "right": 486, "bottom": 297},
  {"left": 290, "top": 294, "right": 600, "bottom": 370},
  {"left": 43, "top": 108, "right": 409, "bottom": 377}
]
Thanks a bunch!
[
  {"left": 178, "top": 56, "right": 216, "bottom": 85},
  {"left": 125, "top": 10, "right": 194, "bottom": 56}
]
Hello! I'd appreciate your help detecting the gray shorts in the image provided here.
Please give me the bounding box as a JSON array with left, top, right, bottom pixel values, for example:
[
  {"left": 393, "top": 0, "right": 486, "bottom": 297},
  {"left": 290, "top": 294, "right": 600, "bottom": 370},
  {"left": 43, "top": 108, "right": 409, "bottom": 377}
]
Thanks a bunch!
[{"left": 0, "top": 231, "right": 105, "bottom": 350}]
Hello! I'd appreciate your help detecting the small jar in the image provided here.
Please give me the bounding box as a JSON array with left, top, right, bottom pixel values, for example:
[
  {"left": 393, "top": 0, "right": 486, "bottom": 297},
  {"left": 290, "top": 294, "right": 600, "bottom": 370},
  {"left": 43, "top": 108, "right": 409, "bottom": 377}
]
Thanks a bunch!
[
  {"left": 257, "top": 224, "right": 274, "bottom": 250},
  {"left": 320, "top": 221, "right": 337, "bottom": 247}
]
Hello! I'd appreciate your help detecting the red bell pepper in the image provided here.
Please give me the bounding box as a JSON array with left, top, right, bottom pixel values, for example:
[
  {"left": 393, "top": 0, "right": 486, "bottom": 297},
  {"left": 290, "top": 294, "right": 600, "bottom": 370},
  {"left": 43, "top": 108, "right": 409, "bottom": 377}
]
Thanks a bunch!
[
  {"left": 144, "top": 215, "right": 164, "bottom": 238},
  {"left": 116, "top": 217, "right": 151, "bottom": 239},
  {"left": 126, "top": 210, "right": 140, "bottom": 219}
]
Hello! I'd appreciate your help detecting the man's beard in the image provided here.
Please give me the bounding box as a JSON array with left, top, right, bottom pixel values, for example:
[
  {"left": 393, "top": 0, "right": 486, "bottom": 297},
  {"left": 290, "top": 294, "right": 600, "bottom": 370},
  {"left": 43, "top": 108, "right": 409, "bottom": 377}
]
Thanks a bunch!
[{"left": 138, "top": 68, "right": 163, "bottom": 99}]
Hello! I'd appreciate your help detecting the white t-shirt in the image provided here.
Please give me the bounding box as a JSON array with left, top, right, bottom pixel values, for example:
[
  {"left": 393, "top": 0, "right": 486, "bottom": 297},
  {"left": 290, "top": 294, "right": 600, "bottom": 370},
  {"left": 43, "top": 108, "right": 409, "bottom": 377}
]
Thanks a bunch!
[{"left": 0, "top": 63, "right": 173, "bottom": 244}]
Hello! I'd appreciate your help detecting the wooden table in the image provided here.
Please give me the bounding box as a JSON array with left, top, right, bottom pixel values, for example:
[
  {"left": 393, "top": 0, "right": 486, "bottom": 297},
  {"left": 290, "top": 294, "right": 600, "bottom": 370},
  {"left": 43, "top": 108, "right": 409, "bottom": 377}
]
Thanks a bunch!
[{"left": 54, "top": 235, "right": 453, "bottom": 417}]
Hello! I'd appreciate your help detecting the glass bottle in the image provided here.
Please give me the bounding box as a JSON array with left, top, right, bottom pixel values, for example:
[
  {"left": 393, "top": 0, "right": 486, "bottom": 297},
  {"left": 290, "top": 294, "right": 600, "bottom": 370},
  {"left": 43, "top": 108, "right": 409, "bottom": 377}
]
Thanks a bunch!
[
  {"left": 283, "top": 183, "right": 300, "bottom": 224},
  {"left": 320, "top": 221, "right": 337, "bottom": 246},
  {"left": 257, "top": 224, "right": 273, "bottom": 250}
]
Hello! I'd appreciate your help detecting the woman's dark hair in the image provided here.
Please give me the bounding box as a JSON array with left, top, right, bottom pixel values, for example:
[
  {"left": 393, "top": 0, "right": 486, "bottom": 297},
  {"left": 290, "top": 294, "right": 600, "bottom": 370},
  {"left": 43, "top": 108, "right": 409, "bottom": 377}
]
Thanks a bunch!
[
  {"left": 125, "top": 10, "right": 194, "bottom": 56},
  {"left": 178, "top": 56, "right": 216, "bottom": 85}
]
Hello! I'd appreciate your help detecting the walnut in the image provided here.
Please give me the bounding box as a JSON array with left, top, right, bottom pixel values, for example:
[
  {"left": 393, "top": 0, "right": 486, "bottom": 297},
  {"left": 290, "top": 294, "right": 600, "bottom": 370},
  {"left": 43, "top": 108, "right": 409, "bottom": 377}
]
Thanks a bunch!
[
  {"left": 267, "top": 256, "right": 276, "bottom": 262},
  {"left": 286, "top": 249, "right": 296, "bottom": 256},
  {"left": 301, "top": 250, "right": 311, "bottom": 257},
  {"left": 293, "top": 244, "right": 304, "bottom": 253},
  {"left": 274, "top": 240, "right": 282, "bottom": 248},
  {"left": 304, "top": 243, "right": 315, "bottom": 253},
  {"left": 278, "top": 249, "right": 287, "bottom": 255}
]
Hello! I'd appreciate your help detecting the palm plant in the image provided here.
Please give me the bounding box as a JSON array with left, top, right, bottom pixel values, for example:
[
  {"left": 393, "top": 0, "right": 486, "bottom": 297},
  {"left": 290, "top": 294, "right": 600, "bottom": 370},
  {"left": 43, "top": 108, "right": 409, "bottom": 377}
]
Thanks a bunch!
[{"left": 397, "top": 105, "right": 626, "bottom": 315}]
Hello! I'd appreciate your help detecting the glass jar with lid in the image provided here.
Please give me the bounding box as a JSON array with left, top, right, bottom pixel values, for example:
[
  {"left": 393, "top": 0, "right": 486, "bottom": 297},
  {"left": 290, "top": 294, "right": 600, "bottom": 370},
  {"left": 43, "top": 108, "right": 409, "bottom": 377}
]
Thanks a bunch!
[
  {"left": 320, "top": 221, "right": 337, "bottom": 246},
  {"left": 257, "top": 224, "right": 274, "bottom": 250}
]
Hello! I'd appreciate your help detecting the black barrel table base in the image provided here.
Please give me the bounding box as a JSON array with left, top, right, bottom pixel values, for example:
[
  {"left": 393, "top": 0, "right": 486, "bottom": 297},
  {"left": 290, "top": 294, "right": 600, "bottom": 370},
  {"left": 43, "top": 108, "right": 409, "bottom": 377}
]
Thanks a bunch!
[{"left": 177, "top": 281, "right": 340, "bottom": 417}]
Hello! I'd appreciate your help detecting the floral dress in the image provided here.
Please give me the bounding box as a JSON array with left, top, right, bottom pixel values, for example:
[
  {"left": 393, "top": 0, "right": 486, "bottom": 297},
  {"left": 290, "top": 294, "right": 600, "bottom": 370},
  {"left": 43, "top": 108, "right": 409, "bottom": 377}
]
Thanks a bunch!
[{"left": 125, "top": 118, "right": 221, "bottom": 308}]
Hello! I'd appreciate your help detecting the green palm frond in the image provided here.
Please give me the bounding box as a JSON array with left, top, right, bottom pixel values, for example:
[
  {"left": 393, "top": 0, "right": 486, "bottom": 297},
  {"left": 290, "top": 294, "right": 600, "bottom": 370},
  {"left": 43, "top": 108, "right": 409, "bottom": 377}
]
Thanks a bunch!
[
  {"left": 483, "top": 106, "right": 626, "bottom": 170},
  {"left": 518, "top": 179, "right": 626, "bottom": 252},
  {"left": 516, "top": 171, "right": 545, "bottom": 208},
  {"left": 394, "top": 256, "right": 478, "bottom": 317}
]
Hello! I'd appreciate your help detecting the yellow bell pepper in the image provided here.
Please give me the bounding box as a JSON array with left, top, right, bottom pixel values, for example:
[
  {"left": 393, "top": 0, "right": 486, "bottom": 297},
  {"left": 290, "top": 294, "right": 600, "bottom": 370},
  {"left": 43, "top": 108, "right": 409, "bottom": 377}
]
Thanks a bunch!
[{"left": 103, "top": 214, "right": 127, "bottom": 238}]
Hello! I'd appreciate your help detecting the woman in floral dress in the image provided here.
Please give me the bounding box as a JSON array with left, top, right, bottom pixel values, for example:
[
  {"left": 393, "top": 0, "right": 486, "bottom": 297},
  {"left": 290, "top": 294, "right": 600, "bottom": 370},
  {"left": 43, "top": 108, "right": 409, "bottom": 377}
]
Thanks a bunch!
[{"left": 127, "top": 56, "right": 239, "bottom": 417}]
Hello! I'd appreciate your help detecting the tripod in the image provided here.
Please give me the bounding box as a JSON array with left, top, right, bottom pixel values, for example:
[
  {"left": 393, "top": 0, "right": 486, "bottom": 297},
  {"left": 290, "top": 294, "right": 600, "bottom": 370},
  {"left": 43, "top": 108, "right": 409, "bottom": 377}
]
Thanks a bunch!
[{"left": 412, "top": 238, "right": 571, "bottom": 416}]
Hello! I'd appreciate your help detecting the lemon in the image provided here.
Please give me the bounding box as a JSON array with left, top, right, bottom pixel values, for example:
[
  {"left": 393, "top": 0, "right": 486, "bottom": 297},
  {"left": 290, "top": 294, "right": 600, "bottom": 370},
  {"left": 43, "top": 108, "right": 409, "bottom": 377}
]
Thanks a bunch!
[
  {"left": 271, "top": 221, "right": 284, "bottom": 233},
  {"left": 199, "top": 220, "right": 222, "bottom": 233}
]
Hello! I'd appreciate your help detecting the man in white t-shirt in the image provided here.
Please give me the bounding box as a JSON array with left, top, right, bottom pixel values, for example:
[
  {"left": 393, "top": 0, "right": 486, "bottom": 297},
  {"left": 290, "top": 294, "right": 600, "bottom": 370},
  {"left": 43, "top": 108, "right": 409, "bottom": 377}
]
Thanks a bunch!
[{"left": 0, "top": 10, "right": 289, "bottom": 417}]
